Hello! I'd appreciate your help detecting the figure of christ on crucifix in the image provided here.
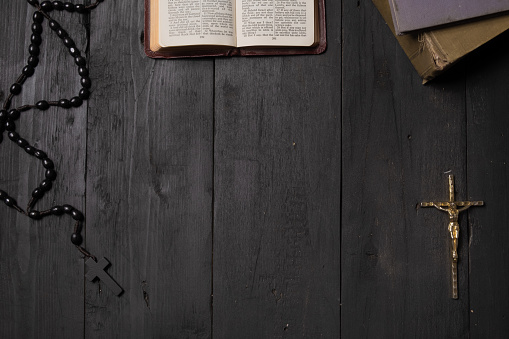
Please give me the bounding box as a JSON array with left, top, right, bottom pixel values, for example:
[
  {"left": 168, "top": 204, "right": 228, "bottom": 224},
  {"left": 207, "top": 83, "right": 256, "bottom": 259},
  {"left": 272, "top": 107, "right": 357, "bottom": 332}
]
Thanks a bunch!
[
  {"left": 420, "top": 174, "right": 484, "bottom": 299},
  {"left": 429, "top": 202, "right": 476, "bottom": 263}
]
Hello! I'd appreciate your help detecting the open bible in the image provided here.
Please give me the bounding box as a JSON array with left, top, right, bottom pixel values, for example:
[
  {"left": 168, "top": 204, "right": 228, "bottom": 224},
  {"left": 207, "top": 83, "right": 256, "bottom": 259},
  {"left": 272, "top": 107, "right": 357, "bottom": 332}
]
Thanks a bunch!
[{"left": 145, "top": 0, "right": 326, "bottom": 58}]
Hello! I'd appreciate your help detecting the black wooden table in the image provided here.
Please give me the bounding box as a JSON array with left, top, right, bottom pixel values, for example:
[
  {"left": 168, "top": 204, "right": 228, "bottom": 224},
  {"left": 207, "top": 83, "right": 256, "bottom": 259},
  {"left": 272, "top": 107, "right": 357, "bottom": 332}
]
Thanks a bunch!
[{"left": 1, "top": 1, "right": 508, "bottom": 338}]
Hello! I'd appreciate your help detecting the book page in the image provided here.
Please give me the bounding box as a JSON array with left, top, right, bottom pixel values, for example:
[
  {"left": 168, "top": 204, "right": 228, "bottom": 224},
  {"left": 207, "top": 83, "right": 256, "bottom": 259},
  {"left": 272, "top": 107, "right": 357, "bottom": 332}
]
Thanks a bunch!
[
  {"left": 236, "top": 0, "right": 315, "bottom": 47},
  {"left": 158, "top": 0, "right": 236, "bottom": 47}
]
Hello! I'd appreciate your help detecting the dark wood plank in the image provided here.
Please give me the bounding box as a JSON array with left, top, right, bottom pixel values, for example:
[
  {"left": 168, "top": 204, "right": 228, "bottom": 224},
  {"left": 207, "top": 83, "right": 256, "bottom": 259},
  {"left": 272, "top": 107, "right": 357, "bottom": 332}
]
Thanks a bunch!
[
  {"left": 213, "top": 2, "right": 342, "bottom": 337},
  {"left": 466, "top": 32, "right": 509, "bottom": 338},
  {"left": 341, "top": 1, "right": 471, "bottom": 337},
  {"left": 84, "top": 0, "right": 214, "bottom": 337},
  {"left": 3, "top": 1, "right": 509, "bottom": 337},
  {"left": 0, "top": 3, "right": 89, "bottom": 338}
]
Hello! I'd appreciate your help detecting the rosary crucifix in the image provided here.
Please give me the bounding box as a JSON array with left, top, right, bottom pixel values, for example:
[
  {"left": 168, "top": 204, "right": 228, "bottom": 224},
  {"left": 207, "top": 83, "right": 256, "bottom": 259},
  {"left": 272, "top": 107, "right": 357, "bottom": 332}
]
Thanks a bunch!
[{"left": 420, "top": 174, "right": 483, "bottom": 299}]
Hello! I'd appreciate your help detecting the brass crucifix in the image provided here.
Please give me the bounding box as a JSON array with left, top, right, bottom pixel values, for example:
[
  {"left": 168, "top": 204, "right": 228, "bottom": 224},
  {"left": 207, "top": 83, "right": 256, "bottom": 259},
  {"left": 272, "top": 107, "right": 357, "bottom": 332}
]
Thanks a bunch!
[{"left": 420, "top": 174, "right": 483, "bottom": 299}]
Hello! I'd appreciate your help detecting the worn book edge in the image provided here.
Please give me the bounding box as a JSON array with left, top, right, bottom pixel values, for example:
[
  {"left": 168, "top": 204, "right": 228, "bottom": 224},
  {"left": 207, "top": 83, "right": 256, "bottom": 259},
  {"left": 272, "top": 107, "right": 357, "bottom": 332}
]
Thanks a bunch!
[{"left": 374, "top": 0, "right": 509, "bottom": 84}]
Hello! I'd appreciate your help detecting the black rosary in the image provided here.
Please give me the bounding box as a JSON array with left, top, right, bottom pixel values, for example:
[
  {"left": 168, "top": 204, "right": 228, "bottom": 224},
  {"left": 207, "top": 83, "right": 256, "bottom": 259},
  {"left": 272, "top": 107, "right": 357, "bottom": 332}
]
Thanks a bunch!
[{"left": 0, "top": 0, "right": 122, "bottom": 296}]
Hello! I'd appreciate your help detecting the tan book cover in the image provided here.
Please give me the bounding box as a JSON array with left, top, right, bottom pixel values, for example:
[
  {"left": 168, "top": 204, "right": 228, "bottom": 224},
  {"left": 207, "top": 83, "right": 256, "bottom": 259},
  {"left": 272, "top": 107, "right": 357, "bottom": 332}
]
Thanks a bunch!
[{"left": 373, "top": 0, "right": 509, "bottom": 84}]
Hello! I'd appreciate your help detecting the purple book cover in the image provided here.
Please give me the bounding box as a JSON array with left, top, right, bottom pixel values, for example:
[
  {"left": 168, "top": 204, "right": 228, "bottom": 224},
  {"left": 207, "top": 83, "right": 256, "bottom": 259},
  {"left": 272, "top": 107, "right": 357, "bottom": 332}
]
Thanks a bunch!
[{"left": 389, "top": 0, "right": 509, "bottom": 34}]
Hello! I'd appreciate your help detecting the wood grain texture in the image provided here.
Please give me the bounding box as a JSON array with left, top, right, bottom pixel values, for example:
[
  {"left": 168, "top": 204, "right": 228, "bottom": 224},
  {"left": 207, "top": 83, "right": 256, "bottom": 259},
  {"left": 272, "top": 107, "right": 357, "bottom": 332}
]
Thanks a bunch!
[
  {"left": 0, "top": 0, "right": 508, "bottom": 337},
  {"left": 0, "top": 3, "right": 88, "bottom": 338},
  {"left": 466, "top": 32, "right": 509, "bottom": 338},
  {"left": 84, "top": 1, "right": 213, "bottom": 338},
  {"left": 341, "top": 1, "right": 471, "bottom": 337},
  {"left": 212, "top": 1, "right": 342, "bottom": 337}
]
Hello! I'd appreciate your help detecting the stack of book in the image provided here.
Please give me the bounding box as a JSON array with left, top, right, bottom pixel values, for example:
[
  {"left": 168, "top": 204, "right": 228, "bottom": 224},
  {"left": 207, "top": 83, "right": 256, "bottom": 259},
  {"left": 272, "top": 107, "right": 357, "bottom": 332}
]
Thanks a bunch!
[{"left": 374, "top": 0, "right": 509, "bottom": 83}]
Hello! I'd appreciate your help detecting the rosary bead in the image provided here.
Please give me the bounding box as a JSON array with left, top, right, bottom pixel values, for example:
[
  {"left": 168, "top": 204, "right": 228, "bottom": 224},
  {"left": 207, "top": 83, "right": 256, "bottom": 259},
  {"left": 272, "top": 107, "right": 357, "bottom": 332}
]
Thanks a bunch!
[
  {"left": 69, "top": 47, "right": 80, "bottom": 57},
  {"left": 80, "top": 77, "right": 91, "bottom": 89},
  {"left": 63, "top": 2, "right": 75, "bottom": 12},
  {"left": 4, "top": 197, "right": 17, "bottom": 207},
  {"left": 52, "top": 1, "right": 64, "bottom": 10},
  {"left": 51, "top": 205, "right": 64, "bottom": 215},
  {"left": 1, "top": 0, "right": 105, "bottom": 255},
  {"left": 32, "top": 23, "right": 43, "bottom": 34},
  {"left": 29, "top": 44, "right": 40, "bottom": 56},
  {"left": 79, "top": 88, "right": 90, "bottom": 100},
  {"left": 23, "top": 65, "right": 35, "bottom": 77},
  {"left": 40, "top": 179, "right": 53, "bottom": 191},
  {"left": 70, "top": 97, "right": 83, "bottom": 107},
  {"left": 8, "top": 109, "right": 20, "bottom": 120},
  {"left": 71, "top": 209, "right": 84, "bottom": 221},
  {"left": 56, "top": 28, "right": 68, "bottom": 39},
  {"left": 8, "top": 131, "right": 19, "bottom": 141},
  {"left": 75, "top": 4, "right": 87, "bottom": 13},
  {"left": 45, "top": 169, "right": 57, "bottom": 180},
  {"left": 36, "top": 100, "right": 50, "bottom": 110},
  {"left": 42, "top": 158, "right": 54, "bottom": 169},
  {"left": 31, "top": 33, "right": 42, "bottom": 46},
  {"left": 10, "top": 83, "right": 22, "bottom": 95},
  {"left": 28, "top": 56, "right": 39, "bottom": 67},
  {"left": 63, "top": 37, "right": 75, "bottom": 48},
  {"left": 78, "top": 66, "right": 89, "bottom": 76},
  {"left": 58, "top": 99, "right": 71, "bottom": 108},
  {"left": 71, "top": 233, "right": 82, "bottom": 245},
  {"left": 17, "top": 138, "right": 28, "bottom": 148},
  {"left": 29, "top": 211, "right": 42, "bottom": 219},
  {"left": 75, "top": 56, "right": 86, "bottom": 66},
  {"left": 33, "top": 11, "right": 44, "bottom": 23},
  {"left": 49, "top": 20, "right": 60, "bottom": 31},
  {"left": 24, "top": 146, "right": 35, "bottom": 155},
  {"left": 34, "top": 149, "right": 47, "bottom": 159},
  {"left": 4, "top": 120, "right": 16, "bottom": 131},
  {"left": 40, "top": 1, "right": 54, "bottom": 12},
  {"left": 32, "top": 188, "right": 45, "bottom": 199}
]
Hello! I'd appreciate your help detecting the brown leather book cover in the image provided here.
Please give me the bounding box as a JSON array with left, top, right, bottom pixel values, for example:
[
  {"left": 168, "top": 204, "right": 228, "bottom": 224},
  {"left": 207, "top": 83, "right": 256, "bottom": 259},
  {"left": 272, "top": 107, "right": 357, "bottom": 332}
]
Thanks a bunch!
[{"left": 144, "top": 0, "right": 327, "bottom": 58}]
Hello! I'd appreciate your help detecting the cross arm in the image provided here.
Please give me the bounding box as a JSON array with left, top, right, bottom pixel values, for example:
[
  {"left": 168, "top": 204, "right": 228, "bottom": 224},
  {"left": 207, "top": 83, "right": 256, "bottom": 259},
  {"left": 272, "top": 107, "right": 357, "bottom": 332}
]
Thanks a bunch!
[
  {"left": 420, "top": 201, "right": 484, "bottom": 207},
  {"left": 457, "top": 201, "right": 484, "bottom": 206},
  {"left": 420, "top": 202, "right": 448, "bottom": 209},
  {"left": 420, "top": 202, "right": 442, "bottom": 207}
]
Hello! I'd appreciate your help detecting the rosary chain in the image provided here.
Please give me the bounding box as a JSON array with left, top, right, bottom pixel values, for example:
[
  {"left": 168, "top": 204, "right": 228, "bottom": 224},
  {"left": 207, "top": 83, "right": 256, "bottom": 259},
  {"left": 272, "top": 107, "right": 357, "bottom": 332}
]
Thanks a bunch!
[{"left": 0, "top": 0, "right": 105, "bottom": 260}]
